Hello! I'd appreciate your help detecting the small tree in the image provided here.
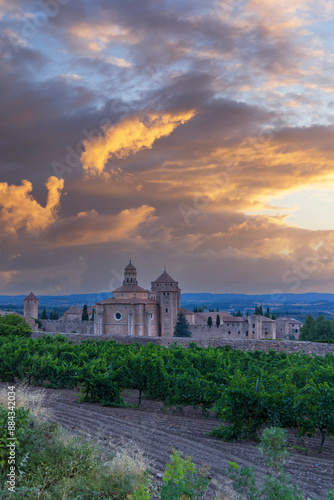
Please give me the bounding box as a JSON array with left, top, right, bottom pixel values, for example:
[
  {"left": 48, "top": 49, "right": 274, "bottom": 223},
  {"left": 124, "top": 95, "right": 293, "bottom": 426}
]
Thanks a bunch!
[
  {"left": 82, "top": 305, "right": 89, "bottom": 321},
  {"left": 41, "top": 308, "right": 48, "bottom": 320},
  {"left": 207, "top": 316, "right": 212, "bottom": 328},
  {"left": 264, "top": 307, "right": 270, "bottom": 318},
  {"left": 91, "top": 309, "right": 95, "bottom": 321},
  {"left": 254, "top": 304, "right": 263, "bottom": 316},
  {"left": 216, "top": 314, "right": 220, "bottom": 328},
  {"left": 227, "top": 428, "right": 305, "bottom": 500},
  {"left": 50, "top": 311, "right": 54, "bottom": 320},
  {"left": 174, "top": 311, "right": 192, "bottom": 337}
]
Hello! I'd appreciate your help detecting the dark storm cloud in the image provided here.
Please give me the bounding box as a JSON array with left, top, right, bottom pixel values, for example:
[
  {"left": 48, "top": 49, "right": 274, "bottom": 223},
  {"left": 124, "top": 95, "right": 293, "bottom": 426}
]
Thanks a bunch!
[{"left": 1, "top": 0, "right": 334, "bottom": 293}]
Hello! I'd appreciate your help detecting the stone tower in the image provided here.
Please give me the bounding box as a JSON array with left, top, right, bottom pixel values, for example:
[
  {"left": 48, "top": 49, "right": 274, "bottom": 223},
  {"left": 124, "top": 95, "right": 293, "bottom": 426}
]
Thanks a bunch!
[
  {"left": 151, "top": 270, "right": 181, "bottom": 337},
  {"left": 123, "top": 260, "right": 138, "bottom": 285},
  {"left": 24, "top": 292, "right": 39, "bottom": 319}
]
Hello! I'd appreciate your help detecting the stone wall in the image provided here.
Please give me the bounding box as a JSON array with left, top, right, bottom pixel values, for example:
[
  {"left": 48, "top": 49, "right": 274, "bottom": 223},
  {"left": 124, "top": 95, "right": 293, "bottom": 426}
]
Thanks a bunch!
[
  {"left": 30, "top": 331, "right": 334, "bottom": 357},
  {"left": 40, "top": 320, "right": 94, "bottom": 335}
]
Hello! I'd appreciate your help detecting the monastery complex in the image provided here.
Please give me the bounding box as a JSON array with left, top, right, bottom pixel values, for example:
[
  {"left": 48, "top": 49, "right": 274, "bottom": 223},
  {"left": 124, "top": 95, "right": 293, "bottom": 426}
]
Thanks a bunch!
[{"left": 18, "top": 262, "right": 303, "bottom": 340}]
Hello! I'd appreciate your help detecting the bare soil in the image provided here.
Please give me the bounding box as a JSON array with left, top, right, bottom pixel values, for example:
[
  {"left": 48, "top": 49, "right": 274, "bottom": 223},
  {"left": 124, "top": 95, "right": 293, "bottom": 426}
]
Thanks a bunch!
[{"left": 2, "top": 383, "right": 334, "bottom": 499}]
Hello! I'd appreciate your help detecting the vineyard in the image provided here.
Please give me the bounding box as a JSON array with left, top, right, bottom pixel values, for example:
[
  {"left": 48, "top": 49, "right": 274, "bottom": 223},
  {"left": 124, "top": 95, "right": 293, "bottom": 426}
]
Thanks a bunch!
[{"left": 1, "top": 335, "right": 334, "bottom": 450}]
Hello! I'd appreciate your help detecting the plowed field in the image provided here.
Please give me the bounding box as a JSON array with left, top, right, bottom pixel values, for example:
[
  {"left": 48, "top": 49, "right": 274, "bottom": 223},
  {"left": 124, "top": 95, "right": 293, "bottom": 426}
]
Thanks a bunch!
[{"left": 3, "top": 383, "right": 334, "bottom": 499}]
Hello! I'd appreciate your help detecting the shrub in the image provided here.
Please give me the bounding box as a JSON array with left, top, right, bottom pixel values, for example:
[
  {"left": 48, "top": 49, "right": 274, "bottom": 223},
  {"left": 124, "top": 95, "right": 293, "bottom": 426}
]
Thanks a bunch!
[
  {"left": 0, "top": 418, "right": 151, "bottom": 499},
  {"left": 227, "top": 427, "right": 334, "bottom": 500},
  {"left": 160, "top": 449, "right": 210, "bottom": 500},
  {"left": 0, "top": 315, "right": 32, "bottom": 337}
]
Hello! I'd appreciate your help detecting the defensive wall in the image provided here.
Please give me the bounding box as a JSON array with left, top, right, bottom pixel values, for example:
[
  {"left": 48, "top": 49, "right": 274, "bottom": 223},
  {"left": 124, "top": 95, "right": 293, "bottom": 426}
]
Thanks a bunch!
[
  {"left": 31, "top": 331, "right": 334, "bottom": 357},
  {"left": 40, "top": 320, "right": 94, "bottom": 335}
]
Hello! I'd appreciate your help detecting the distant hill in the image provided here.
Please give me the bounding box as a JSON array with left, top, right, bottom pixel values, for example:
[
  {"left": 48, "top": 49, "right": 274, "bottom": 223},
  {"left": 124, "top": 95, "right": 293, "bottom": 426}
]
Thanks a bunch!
[
  {"left": 181, "top": 292, "right": 334, "bottom": 306},
  {"left": 1, "top": 292, "right": 334, "bottom": 321},
  {"left": 0, "top": 293, "right": 112, "bottom": 308}
]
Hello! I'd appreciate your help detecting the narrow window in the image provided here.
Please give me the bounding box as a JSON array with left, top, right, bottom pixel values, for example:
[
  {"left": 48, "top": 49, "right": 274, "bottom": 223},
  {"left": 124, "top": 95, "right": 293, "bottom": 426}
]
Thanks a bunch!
[{"left": 165, "top": 308, "right": 168, "bottom": 313}]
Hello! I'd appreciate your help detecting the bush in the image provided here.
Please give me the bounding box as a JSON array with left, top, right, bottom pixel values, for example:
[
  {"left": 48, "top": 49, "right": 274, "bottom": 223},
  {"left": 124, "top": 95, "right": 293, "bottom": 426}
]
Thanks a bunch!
[
  {"left": 0, "top": 406, "right": 30, "bottom": 470},
  {"left": 160, "top": 449, "right": 209, "bottom": 500},
  {"left": 227, "top": 427, "right": 334, "bottom": 500},
  {"left": 0, "top": 417, "right": 151, "bottom": 499},
  {"left": 0, "top": 315, "right": 32, "bottom": 337}
]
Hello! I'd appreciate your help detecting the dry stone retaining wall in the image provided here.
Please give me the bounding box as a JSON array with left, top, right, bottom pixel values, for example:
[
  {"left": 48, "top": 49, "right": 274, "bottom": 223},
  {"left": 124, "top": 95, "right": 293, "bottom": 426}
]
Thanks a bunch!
[{"left": 31, "top": 331, "right": 334, "bottom": 357}]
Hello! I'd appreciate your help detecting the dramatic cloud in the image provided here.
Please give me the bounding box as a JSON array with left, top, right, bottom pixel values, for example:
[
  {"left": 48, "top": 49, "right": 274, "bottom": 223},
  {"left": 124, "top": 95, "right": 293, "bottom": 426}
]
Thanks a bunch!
[
  {"left": 46, "top": 205, "right": 156, "bottom": 248},
  {"left": 81, "top": 111, "right": 196, "bottom": 176},
  {"left": 0, "top": 177, "right": 64, "bottom": 234},
  {"left": 1, "top": 0, "right": 334, "bottom": 294}
]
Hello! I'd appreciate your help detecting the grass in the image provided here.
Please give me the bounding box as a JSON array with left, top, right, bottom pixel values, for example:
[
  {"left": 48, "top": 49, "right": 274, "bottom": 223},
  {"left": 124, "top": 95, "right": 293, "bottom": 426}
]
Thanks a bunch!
[{"left": 0, "top": 386, "right": 152, "bottom": 499}]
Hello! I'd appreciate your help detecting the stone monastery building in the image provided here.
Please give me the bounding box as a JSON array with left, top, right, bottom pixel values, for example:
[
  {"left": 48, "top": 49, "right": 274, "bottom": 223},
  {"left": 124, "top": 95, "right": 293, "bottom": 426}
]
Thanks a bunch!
[
  {"left": 23, "top": 262, "right": 303, "bottom": 339},
  {"left": 94, "top": 262, "right": 181, "bottom": 337}
]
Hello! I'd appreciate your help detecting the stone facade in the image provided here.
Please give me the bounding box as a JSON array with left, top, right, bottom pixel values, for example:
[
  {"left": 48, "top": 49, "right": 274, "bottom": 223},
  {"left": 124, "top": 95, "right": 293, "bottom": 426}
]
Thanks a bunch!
[
  {"left": 189, "top": 314, "right": 276, "bottom": 339},
  {"left": 151, "top": 270, "right": 181, "bottom": 337},
  {"left": 276, "top": 318, "right": 303, "bottom": 339},
  {"left": 40, "top": 319, "right": 94, "bottom": 334},
  {"left": 21, "top": 273, "right": 302, "bottom": 340},
  {"left": 94, "top": 263, "right": 180, "bottom": 337},
  {"left": 24, "top": 292, "right": 39, "bottom": 320},
  {"left": 59, "top": 306, "right": 94, "bottom": 321}
]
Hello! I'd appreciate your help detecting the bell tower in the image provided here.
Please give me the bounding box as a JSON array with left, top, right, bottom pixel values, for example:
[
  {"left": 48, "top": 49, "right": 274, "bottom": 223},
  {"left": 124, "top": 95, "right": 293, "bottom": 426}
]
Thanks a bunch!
[
  {"left": 123, "top": 260, "right": 138, "bottom": 285},
  {"left": 151, "top": 269, "right": 180, "bottom": 337}
]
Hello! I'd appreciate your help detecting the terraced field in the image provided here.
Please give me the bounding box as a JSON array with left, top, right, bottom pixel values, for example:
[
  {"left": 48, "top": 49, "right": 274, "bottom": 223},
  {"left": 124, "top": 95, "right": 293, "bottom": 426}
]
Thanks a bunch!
[{"left": 8, "top": 383, "right": 334, "bottom": 499}]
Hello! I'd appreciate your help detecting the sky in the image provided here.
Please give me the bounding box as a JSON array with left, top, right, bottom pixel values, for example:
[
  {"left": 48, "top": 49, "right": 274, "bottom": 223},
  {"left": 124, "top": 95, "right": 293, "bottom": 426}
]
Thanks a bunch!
[{"left": 1, "top": 0, "right": 334, "bottom": 296}]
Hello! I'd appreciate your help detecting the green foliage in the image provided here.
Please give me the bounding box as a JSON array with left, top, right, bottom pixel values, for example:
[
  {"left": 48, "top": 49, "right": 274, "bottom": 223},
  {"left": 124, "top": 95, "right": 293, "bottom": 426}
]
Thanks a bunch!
[
  {"left": 131, "top": 484, "right": 151, "bottom": 500},
  {"left": 0, "top": 417, "right": 150, "bottom": 499},
  {"left": 264, "top": 307, "right": 270, "bottom": 318},
  {"left": 207, "top": 316, "right": 212, "bottom": 328},
  {"left": 160, "top": 449, "right": 210, "bottom": 500},
  {"left": 41, "top": 308, "right": 48, "bottom": 319},
  {"left": 0, "top": 405, "right": 30, "bottom": 469},
  {"left": 0, "top": 314, "right": 32, "bottom": 337},
  {"left": 82, "top": 304, "right": 89, "bottom": 321},
  {"left": 34, "top": 318, "right": 43, "bottom": 329},
  {"left": 0, "top": 336, "right": 334, "bottom": 451},
  {"left": 227, "top": 427, "right": 305, "bottom": 500},
  {"left": 193, "top": 306, "right": 205, "bottom": 313},
  {"left": 232, "top": 310, "right": 242, "bottom": 317},
  {"left": 254, "top": 304, "right": 263, "bottom": 315},
  {"left": 300, "top": 314, "right": 334, "bottom": 342},
  {"left": 174, "top": 311, "right": 192, "bottom": 337},
  {"left": 91, "top": 308, "right": 95, "bottom": 321},
  {"left": 216, "top": 314, "right": 220, "bottom": 327}
]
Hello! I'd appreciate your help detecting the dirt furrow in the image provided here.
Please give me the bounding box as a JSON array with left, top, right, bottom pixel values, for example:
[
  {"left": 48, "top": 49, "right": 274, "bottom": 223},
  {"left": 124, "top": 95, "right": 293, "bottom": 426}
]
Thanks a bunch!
[
  {"left": 3, "top": 383, "right": 333, "bottom": 499},
  {"left": 48, "top": 402, "right": 331, "bottom": 499}
]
